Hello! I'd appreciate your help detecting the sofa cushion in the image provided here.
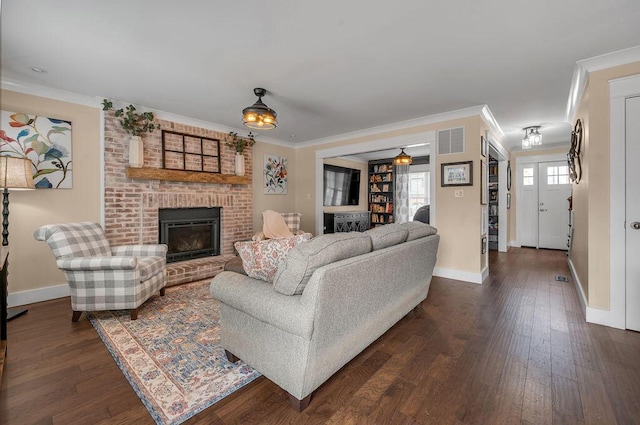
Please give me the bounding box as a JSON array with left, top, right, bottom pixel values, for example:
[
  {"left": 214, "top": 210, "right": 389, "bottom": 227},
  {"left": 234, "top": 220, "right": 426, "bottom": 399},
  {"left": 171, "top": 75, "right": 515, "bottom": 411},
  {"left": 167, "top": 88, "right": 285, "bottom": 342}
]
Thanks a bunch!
[
  {"left": 273, "top": 232, "right": 372, "bottom": 295},
  {"left": 364, "top": 223, "right": 408, "bottom": 250},
  {"left": 235, "top": 233, "right": 312, "bottom": 283},
  {"left": 400, "top": 221, "right": 438, "bottom": 241}
]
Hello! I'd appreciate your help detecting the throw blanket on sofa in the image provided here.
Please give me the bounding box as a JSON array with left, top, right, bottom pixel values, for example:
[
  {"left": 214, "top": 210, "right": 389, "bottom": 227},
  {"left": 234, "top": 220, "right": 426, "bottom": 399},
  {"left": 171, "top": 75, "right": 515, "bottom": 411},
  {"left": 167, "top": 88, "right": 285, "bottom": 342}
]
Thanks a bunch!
[{"left": 262, "top": 210, "right": 294, "bottom": 239}]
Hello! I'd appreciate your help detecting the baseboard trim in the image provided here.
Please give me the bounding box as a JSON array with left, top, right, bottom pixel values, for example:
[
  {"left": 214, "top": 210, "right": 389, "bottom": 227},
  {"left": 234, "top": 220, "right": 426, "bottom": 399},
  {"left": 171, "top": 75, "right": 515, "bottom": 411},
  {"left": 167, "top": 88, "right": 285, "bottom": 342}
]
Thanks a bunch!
[
  {"left": 509, "top": 240, "right": 521, "bottom": 248},
  {"left": 567, "top": 258, "right": 625, "bottom": 329},
  {"left": 567, "top": 258, "right": 588, "bottom": 316},
  {"left": 8, "top": 284, "right": 69, "bottom": 308},
  {"left": 434, "top": 267, "right": 483, "bottom": 284}
]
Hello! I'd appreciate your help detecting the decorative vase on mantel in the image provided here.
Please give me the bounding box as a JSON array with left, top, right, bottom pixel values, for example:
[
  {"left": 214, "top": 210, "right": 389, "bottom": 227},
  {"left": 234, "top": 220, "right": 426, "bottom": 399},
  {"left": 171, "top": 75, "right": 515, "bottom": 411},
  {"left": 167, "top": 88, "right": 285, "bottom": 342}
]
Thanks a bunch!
[
  {"left": 235, "top": 152, "right": 245, "bottom": 176},
  {"left": 129, "top": 135, "right": 144, "bottom": 168}
]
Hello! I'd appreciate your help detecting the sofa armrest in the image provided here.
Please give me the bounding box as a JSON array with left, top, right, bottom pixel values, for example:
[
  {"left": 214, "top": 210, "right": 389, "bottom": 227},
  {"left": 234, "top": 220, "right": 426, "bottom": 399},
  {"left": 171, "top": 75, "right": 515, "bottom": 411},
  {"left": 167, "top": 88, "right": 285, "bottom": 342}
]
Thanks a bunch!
[
  {"left": 57, "top": 256, "right": 138, "bottom": 271},
  {"left": 210, "top": 271, "right": 314, "bottom": 339},
  {"left": 111, "top": 244, "right": 167, "bottom": 257}
]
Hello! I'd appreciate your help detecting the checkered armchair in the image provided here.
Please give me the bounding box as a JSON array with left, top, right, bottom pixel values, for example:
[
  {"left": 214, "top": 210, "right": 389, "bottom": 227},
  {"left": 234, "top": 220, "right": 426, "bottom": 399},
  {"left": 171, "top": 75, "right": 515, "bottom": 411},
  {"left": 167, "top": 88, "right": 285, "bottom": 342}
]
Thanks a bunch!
[
  {"left": 34, "top": 222, "right": 167, "bottom": 322},
  {"left": 252, "top": 212, "right": 304, "bottom": 241}
]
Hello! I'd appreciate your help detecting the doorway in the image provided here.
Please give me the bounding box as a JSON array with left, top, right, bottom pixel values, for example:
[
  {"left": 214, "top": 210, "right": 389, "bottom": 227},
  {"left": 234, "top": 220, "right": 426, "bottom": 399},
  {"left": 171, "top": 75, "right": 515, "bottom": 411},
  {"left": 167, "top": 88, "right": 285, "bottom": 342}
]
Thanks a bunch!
[
  {"left": 625, "top": 95, "right": 640, "bottom": 331},
  {"left": 516, "top": 153, "right": 571, "bottom": 249}
]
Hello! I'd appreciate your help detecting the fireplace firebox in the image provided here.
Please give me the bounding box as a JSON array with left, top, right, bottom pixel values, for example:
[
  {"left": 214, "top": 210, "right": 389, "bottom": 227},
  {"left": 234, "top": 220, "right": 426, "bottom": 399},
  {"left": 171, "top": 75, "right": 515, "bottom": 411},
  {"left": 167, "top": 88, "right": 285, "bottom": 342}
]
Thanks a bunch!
[{"left": 159, "top": 207, "right": 221, "bottom": 263}]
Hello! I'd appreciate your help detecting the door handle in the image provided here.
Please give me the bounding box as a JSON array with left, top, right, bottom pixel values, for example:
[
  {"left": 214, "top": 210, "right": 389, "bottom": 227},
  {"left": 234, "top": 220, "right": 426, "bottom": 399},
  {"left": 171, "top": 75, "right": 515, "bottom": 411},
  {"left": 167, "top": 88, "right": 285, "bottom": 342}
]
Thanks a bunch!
[
  {"left": 631, "top": 222, "right": 640, "bottom": 230},
  {"left": 540, "top": 208, "right": 547, "bottom": 212}
]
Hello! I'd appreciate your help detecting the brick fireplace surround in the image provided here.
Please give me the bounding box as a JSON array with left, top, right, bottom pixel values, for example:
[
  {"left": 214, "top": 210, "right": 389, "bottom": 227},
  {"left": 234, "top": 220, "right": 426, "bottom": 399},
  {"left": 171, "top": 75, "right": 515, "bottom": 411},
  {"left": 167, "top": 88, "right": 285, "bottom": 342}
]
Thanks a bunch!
[{"left": 103, "top": 112, "right": 254, "bottom": 286}]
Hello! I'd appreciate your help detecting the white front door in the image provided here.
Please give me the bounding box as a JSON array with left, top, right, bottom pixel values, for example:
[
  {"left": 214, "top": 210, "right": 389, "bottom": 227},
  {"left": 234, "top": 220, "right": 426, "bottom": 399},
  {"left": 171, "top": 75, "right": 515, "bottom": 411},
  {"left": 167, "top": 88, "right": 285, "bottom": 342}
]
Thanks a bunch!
[
  {"left": 517, "top": 163, "right": 538, "bottom": 247},
  {"left": 626, "top": 95, "right": 640, "bottom": 331},
  {"left": 538, "top": 161, "right": 571, "bottom": 250}
]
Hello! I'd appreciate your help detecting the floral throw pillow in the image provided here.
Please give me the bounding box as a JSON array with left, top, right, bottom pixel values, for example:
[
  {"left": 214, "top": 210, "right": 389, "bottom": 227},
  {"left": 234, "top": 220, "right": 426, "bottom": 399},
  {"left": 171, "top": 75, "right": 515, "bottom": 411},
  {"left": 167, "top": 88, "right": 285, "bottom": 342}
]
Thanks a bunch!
[{"left": 235, "top": 233, "right": 312, "bottom": 283}]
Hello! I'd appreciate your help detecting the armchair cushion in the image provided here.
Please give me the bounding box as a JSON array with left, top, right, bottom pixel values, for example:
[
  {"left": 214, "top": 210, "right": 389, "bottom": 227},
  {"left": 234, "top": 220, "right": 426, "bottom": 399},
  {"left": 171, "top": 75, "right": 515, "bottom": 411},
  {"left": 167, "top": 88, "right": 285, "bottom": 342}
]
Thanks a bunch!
[{"left": 137, "top": 256, "right": 167, "bottom": 281}]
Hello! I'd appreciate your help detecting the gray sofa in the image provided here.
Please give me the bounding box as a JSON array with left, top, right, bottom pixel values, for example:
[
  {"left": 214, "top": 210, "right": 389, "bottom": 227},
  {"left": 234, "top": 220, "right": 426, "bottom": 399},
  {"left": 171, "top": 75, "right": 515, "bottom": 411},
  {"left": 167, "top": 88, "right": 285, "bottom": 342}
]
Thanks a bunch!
[{"left": 209, "top": 222, "right": 439, "bottom": 411}]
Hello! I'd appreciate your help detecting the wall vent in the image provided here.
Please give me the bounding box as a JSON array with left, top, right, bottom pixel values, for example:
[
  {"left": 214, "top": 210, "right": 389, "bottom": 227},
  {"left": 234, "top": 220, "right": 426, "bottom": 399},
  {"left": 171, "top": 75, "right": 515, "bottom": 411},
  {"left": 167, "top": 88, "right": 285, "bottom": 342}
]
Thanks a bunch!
[{"left": 437, "top": 127, "right": 465, "bottom": 155}]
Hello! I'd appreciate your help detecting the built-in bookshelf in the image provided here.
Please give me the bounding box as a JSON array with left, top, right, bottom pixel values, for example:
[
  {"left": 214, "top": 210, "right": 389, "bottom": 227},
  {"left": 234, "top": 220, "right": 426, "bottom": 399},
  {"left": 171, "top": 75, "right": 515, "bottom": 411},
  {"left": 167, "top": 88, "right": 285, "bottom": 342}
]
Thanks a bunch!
[
  {"left": 368, "top": 159, "right": 394, "bottom": 227},
  {"left": 488, "top": 157, "right": 499, "bottom": 250}
]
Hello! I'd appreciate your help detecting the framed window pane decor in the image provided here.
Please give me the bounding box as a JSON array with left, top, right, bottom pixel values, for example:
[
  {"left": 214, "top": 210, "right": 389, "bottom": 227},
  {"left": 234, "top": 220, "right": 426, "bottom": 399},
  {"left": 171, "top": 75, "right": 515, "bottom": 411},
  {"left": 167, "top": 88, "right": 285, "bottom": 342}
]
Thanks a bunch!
[{"left": 441, "top": 161, "right": 473, "bottom": 187}]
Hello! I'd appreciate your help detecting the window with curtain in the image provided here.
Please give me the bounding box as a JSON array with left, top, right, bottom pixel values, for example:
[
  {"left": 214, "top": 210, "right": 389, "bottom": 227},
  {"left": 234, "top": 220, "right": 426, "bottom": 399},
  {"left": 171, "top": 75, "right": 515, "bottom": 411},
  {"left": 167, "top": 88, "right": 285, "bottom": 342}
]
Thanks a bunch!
[{"left": 409, "top": 171, "right": 430, "bottom": 218}]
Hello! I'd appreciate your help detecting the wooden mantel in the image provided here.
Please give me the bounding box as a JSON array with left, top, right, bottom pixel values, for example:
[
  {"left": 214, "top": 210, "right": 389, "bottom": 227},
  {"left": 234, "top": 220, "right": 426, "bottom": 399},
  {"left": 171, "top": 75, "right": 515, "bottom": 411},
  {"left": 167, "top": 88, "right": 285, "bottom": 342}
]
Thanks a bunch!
[{"left": 125, "top": 167, "right": 250, "bottom": 185}]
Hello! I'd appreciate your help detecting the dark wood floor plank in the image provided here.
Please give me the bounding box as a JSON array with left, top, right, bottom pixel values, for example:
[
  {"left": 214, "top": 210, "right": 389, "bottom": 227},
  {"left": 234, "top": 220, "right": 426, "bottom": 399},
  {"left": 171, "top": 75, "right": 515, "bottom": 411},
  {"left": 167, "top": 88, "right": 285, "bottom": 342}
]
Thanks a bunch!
[
  {"left": 2, "top": 248, "right": 640, "bottom": 424},
  {"left": 521, "top": 376, "right": 552, "bottom": 425}
]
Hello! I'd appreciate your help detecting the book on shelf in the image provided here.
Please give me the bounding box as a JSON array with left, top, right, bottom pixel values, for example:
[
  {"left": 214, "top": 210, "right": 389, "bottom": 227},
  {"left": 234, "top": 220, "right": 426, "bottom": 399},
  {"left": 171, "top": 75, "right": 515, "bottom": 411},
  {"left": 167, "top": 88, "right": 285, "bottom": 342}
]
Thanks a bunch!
[
  {"left": 373, "top": 164, "right": 393, "bottom": 173},
  {"left": 382, "top": 184, "right": 389, "bottom": 192}
]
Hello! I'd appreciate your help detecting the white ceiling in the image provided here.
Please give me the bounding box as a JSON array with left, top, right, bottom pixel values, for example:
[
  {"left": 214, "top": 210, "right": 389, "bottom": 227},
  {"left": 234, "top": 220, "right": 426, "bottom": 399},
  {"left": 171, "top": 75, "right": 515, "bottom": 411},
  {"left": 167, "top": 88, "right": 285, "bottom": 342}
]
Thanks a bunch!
[{"left": 2, "top": 1, "right": 640, "bottom": 152}]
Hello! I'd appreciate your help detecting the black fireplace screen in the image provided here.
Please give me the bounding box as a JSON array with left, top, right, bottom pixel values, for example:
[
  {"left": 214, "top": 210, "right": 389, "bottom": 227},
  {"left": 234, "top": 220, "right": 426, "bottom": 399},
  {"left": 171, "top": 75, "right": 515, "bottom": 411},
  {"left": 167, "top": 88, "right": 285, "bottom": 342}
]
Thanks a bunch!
[{"left": 158, "top": 207, "right": 221, "bottom": 263}]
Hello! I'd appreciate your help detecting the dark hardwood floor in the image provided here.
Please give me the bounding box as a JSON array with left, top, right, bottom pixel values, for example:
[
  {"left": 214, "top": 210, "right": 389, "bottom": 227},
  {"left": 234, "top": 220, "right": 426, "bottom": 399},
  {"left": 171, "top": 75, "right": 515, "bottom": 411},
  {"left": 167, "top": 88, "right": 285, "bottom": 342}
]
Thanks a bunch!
[{"left": 2, "top": 248, "right": 640, "bottom": 424}]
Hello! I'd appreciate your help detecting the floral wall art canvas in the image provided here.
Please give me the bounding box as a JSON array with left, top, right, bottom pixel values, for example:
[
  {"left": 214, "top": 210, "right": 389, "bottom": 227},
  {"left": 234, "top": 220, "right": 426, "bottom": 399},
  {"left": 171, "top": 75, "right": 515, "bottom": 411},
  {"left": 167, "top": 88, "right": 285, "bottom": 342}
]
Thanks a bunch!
[
  {"left": 263, "top": 154, "right": 287, "bottom": 194},
  {"left": 0, "top": 111, "right": 73, "bottom": 188}
]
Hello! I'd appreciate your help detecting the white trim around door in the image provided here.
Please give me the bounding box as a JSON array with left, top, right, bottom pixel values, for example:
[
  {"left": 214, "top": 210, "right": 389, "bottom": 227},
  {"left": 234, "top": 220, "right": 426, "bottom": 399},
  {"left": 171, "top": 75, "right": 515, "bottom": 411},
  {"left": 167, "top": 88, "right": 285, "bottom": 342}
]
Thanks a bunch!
[{"left": 608, "top": 73, "right": 640, "bottom": 329}]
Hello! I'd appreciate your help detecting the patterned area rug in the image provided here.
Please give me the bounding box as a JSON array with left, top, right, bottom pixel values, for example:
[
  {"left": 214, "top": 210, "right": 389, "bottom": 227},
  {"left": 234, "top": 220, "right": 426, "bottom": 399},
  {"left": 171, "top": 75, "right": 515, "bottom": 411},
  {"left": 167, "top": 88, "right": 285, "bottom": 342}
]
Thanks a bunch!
[{"left": 88, "top": 280, "right": 260, "bottom": 425}]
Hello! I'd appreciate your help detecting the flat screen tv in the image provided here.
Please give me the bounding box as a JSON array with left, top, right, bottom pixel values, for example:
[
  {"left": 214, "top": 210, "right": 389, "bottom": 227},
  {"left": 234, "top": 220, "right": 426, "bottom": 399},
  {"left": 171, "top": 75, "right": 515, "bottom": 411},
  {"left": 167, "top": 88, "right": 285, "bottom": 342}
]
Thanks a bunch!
[{"left": 323, "top": 164, "right": 361, "bottom": 206}]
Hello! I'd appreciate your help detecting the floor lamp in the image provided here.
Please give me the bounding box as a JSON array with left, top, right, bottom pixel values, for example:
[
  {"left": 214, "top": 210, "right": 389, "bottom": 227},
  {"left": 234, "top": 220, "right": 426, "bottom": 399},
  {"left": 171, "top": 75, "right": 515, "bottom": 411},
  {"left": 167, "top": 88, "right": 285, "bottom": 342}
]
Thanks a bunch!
[{"left": 0, "top": 156, "right": 35, "bottom": 320}]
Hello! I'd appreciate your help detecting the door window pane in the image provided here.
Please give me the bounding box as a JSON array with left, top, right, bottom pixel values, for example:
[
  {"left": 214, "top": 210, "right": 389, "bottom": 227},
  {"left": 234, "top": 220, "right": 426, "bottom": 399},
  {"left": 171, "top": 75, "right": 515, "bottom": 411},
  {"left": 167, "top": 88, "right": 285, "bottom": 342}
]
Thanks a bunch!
[
  {"left": 523, "top": 167, "right": 534, "bottom": 186},
  {"left": 547, "top": 165, "right": 570, "bottom": 185}
]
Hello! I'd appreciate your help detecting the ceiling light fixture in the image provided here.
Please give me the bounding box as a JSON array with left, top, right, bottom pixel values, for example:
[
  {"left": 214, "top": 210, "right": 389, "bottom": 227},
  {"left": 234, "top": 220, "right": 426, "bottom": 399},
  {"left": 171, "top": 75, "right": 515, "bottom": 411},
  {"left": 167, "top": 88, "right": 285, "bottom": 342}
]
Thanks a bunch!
[
  {"left": 242, "top": 88, "right": 277, "bottom": 130},
  {"left": 393, "top": 148, "right": 412, "bottom": 165},
  {"left": 522, "top": 126, "right": 542, "bottom": 150}
]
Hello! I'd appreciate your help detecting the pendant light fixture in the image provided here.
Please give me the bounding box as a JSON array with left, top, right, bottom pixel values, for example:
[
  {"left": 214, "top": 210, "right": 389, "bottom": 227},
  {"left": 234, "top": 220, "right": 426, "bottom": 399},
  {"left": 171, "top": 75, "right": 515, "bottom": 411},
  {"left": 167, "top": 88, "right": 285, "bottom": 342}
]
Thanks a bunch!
[
  {"left": 393, "top": 148, "right": 412, "bottom": 165},
  {"left": 522, "top": 126, "right": 542, "bottom": 150},
  {"left": 242, "top": 88, "right": 277, "bottom": 129}
]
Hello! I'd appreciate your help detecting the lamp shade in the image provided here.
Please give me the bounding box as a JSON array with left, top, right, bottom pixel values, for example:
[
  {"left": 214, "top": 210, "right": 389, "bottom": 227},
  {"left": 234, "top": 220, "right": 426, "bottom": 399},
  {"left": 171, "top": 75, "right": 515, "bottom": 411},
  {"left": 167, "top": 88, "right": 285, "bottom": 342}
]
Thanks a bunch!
[
  {"left": 393, "top": 148, "right": 412, "bottom": 165},
  {"left": 242, "top": 88, "right": 278, "bottom": 130},
  {"left": 0, "top": 156, "right": 35, "bottom": 190}
]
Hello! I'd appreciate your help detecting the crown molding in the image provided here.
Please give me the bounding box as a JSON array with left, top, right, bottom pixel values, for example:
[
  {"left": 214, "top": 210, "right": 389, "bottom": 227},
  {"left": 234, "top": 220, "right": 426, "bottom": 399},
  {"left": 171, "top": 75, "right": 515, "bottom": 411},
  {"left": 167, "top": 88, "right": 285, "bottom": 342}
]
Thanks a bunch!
[
  {"left": 566, "top": 45, "right": 640, "bottom": 124},
  {"left": 577, "top": 44, "right": 640, "bottom": 73},
  {"left": 480, "top": 105, "right": 507, "bottom": 155},
  {"left": 1, "top": 78, "right": 101, "bottom": 108},
  {"left": 298, "top": 105, "right": 487, "bottom": 148},
  {"left": 565, "top": 65, "right": 589, "bottom": 124}
]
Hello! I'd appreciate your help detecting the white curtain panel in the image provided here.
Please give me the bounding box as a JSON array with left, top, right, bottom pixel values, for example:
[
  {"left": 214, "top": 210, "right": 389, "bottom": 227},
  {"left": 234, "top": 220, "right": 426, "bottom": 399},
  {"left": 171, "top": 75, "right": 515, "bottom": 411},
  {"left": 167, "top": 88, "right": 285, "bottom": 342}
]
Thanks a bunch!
[{"left": 394, "top": 164, "right": 410, "bottom": 224}]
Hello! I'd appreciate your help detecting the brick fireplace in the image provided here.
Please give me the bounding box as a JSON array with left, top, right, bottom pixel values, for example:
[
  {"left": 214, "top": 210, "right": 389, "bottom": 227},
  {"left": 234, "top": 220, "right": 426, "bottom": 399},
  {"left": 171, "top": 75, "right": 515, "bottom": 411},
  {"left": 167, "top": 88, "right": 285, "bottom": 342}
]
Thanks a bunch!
[{"left": 103, "top": 113, "right": 253, "bottom": 286}]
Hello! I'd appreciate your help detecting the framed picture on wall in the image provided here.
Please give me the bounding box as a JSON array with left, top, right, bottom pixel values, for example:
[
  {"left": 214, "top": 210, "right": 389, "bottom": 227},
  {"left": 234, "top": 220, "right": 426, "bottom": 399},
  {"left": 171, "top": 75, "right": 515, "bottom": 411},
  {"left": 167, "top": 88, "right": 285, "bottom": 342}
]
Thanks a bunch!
[
  {"left": 441, "top": 161, "right": 473, "bottom": 187},
  {"left": 481, "top": 136, "right": 488, "bottom": 158}
]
